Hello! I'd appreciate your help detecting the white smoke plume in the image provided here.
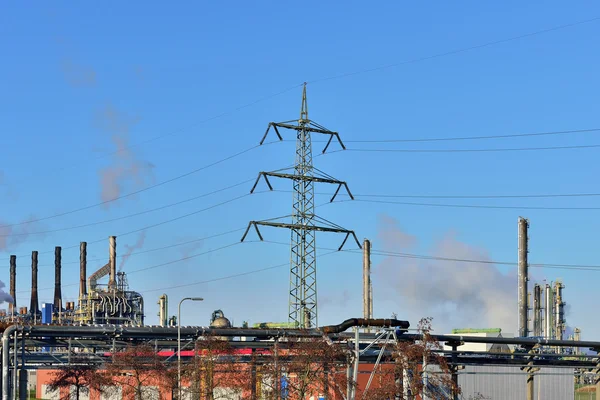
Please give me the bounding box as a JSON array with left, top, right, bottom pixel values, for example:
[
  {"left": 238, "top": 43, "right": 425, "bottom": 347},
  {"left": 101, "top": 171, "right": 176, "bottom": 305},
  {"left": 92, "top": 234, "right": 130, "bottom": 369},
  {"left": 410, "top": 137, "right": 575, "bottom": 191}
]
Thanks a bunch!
[
  {"left": 119, "top": 231, "right": 147, "bottom": 271},
  {"left": 0, "top": 215, "right": 45, "bottom": 251},
  {"left": 61, "top": 58, "right": 96, "bottom": 87},
  {"left": 374, "top": 214, "right": 516, "bottom": 334},
  {"left": 0, "top": 280, "right": 13, "bottom": 304},
  {"left": 96, "top": 103, "right": 155, "bottom": 208}
]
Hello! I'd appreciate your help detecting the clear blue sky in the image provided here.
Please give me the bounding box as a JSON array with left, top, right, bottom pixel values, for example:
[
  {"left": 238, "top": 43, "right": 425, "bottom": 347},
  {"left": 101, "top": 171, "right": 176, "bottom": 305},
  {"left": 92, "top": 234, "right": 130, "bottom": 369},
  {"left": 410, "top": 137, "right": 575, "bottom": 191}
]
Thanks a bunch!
[{"left": 1, "top": 1, "right": 599, "bottom": 337}]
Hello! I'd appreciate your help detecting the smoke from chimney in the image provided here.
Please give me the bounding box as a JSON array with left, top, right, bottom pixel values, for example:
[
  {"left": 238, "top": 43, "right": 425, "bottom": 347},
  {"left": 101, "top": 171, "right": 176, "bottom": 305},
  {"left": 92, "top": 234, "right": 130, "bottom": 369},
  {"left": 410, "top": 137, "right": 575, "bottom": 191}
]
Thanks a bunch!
[
  {"left": 374, "top": 214, "right": 516, "bottom": 333},
  {"left": 30, "top": 250, "right": 39, "bottom": 315},
  {"left": 120, "top": 231, "right": 146, "bottom": 271},
  {"left": 54, "top": 246, "right": 62, "bottom": 311}
]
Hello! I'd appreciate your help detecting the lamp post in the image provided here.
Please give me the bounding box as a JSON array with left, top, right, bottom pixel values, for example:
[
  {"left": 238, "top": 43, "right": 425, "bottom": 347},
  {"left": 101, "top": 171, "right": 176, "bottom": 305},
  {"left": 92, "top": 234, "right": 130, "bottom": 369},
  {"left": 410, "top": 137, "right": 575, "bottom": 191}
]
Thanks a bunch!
[{"left": 178, "top": 297, "right": 203, "bottom": 400}]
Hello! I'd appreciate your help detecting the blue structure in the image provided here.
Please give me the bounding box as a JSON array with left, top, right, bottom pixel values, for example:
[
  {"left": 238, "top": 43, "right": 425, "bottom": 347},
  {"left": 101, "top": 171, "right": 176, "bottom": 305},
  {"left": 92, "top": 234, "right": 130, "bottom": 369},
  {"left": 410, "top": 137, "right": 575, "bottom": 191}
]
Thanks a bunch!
[{"left": 41, "top": 302, "right": 53, "bottom": 324}]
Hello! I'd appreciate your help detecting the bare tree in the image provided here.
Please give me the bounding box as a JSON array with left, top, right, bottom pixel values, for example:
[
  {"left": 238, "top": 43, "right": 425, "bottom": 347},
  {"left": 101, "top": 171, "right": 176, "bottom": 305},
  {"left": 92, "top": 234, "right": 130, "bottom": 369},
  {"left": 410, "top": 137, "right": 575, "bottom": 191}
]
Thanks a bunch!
[
  {"left": 181, "top": 334, "right": 251, "bottom": 400},
  {"left": 259, "top": 337, "right": 350, "bottom": 400},
  {"left": 103, "top": 343, "right": 175, "bottom": 400},
  {"left": 359, "top": 318, "right": 460, "bottom": 400},
  {"left": 46, "top": 359, "right": 111, "bottom": 400}
]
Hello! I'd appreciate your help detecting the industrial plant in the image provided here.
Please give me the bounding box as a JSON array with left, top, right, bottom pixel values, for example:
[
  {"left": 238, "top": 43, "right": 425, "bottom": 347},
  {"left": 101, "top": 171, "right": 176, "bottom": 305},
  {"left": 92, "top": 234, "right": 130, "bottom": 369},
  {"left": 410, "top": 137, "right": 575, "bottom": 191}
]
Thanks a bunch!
[{"left": 0, "top": 86, "right": 596, "bottom": 400}]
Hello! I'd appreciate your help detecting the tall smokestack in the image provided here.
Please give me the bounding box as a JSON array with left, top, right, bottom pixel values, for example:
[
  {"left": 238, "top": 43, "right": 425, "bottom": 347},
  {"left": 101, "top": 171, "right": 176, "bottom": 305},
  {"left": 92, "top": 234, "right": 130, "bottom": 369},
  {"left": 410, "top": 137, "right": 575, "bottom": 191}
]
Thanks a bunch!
[
  {"left": 9, "top": 255, "right": 16, "bottom": 315},
  {"left": 533, "top": 284, "right": 541, "bottom": 337},
  {"left": 80, "top": 242, "right": 87, "bottom": 299},
  {"left": 518, "top": 217, "right": 529, "bottom": 338},
  {"left": 54, "top": 246, "right": 62, "bottom": 311},
  {"left": 363, "top": 238, "right": 372, "bottom": 320},
  {"left": 30, "top": 251, "right": 39, "bottom": 316},
  {"left": 108, "top": 236, "right": 117, "bottom": 291}
]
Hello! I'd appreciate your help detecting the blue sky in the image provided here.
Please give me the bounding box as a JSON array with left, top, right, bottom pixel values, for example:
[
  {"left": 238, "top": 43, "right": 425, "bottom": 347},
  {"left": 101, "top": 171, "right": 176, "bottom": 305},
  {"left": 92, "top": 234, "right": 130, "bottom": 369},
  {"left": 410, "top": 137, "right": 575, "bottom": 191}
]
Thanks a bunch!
[{"left": 1, "top": 1, "right": 599, "bottom": 337}]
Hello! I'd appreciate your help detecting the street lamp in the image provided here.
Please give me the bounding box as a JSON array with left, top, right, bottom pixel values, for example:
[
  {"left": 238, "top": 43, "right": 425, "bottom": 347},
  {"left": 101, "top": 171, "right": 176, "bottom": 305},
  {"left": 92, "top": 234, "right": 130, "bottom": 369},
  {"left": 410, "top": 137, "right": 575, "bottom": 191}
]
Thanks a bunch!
[{"left": 178, "top": 297, "right": 203, "bottom": 400}]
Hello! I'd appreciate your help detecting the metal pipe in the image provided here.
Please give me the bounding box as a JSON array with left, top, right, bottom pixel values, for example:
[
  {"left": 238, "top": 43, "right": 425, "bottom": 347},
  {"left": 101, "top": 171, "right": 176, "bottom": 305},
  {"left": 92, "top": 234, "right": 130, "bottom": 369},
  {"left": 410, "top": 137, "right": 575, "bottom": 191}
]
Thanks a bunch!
[
  {"left": 30, "top": 251, "right": 39, "bottom": 316},
  {"left": 363, "top": 238, "right": 372, "bottom": 321},
  {"left": 9, "top": 255, "right": 16, "bottom": 316},
  {"left": 54, "top": 246, "right": 62, "bottom": 311},
  {"left": 108, "top": 236, "right": 117, "bottom": 291},
  {"left": 80, "top": 242, "right": 87, "bottom": 300},
  {"left": 321, "top": 318, "right": 409, "bottom": 334},
  {"left": 518, "top": 217, "right": 529, "bottom": 338},
  {"left": 398, "top": 332, "right": 600, "bottom": 348},
  {"left": 2, "top": 325, "right": 18, "bottom": 400}
]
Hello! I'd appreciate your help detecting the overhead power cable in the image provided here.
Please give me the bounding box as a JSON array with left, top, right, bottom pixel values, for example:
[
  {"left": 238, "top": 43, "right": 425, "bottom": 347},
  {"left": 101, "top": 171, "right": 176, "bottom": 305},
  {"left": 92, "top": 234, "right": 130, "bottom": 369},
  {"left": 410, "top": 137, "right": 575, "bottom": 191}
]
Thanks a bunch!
[
  {"left": 345, "top": 143, "right": 600, "bottom": 153},
  {"left": 0, "top": 180, "right": 254, "bottom": 237},
  {"left": 15, "top": 239, "right": 259, "bottom": 295},
  {"left": 276, "top": 189, "right": 600, "bottom": 201},
  {"left": 351, "top": 198, "right": 600, "bottom": 211},
  {"left": 260, "top": 240, "right": 600, "bottom": 271},
  {"left": 138, "top": 250, "right": 340, "bottom": 294},
  {"left": 12, "top": 228, "right": 246, "bottom": 269},
  {"left": 13, "top": 192, "right": 256, "bottom": 259},
  {"left": 307, "top": 16, "right": 600, "bottom": 84},
  {"left": 313, "top": 128, "right": 600, "bottom": 144},
  {"left": 0, "top": 143, "right": 276, "bottom": 229}
]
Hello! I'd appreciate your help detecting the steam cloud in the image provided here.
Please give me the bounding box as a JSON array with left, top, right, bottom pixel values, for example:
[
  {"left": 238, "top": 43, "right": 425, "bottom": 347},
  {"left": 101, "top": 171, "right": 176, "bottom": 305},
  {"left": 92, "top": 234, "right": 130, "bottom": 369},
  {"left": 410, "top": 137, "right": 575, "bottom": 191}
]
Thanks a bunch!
[
  {"left": 61, "top": 59, "right": 96, "bottom": 87},
  {"left": 375, "top": 214, "right": 516, "bottom": 334},
  {"left": 0, "top": 215, "right": 45, "bottom": 251},
  {"left": 0, "top": 280, "right": 13, "bottom": 304},
  {"left": 97, "top": 104, "right": 155, "bottom": 208},
  {"left": 120, "top": 231, "right": 147, "bottom": 271}
]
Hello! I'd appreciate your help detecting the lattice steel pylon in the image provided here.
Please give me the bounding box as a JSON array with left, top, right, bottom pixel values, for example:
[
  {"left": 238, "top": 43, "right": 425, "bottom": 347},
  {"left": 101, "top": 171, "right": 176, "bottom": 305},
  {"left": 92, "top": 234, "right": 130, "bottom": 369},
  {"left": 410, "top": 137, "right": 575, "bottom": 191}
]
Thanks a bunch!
[{"left": 242, "top": 83, "right": 360, "bottom": 329}]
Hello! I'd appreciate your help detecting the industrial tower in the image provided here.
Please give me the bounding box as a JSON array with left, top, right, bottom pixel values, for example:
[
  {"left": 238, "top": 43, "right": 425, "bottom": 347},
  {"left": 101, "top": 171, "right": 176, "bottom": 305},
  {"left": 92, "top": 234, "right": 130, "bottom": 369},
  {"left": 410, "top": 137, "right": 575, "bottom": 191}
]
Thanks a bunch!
[{"left": 242, "top": 83, "right": 360, "bottom": 328}]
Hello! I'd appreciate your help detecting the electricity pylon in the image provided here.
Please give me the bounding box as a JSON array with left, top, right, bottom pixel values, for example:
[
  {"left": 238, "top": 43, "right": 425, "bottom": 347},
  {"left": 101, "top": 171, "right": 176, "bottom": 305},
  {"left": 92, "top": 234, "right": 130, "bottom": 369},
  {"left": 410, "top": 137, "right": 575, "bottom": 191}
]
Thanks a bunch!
[{"left": 242, "top": 83, "right": 360, "bottom": 328}]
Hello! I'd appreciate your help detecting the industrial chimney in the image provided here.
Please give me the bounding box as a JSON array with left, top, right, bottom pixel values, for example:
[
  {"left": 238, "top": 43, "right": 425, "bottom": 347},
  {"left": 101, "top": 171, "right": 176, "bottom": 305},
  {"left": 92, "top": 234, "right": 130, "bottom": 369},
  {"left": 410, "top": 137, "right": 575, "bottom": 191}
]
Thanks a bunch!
[
  {"left": 80, "top": 242, "right": 87, "bottom": 300},
  {"left": 517, "top": 217, "right": 529, "bottom": 338},
  {"left": 363, "top": 238, "right": 372, "bottom": 320},
  {"left": 54, "top": 246, "right": 62, "bottom": 311},
  {"left": 108, "top": 236, "right": 117, "bottom": 291},
  {"left": 9, "top": 255, "right": 16, "bottom": 315},
  {"left": 158, "top": 294, "right": 168, "bottom": 327},
  {"left": 30, "top": 251, "right": 39, "bottom": 316}
]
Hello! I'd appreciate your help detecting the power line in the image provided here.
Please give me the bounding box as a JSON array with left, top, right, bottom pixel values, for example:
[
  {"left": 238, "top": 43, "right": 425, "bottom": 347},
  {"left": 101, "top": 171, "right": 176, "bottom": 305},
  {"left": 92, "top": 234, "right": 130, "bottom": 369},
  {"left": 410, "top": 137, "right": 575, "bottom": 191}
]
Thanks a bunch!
[
  {"left": 342, "top": 128, "right": 600, "bottom": 143},
  {"left": 260, "top": 240, "right": 600, "bottom": 271},
  {"left": 345, "top": 143, "right": 600, "bottom": 153},
  {"left": 15, "top": 239, "right": 259, "bottom": 295},
  {"left": 9, "top": 227, "right": 246, "bottom": 269},
  {"left": 307, "top": 16, "right": 600, "bottom": 84},
  {"left": 0, "top": 143, "right": 275, "bottom": 229},
  {"left": 13, "top": 193, "right": 254, "bottom": 258},
  {"left": 351, "top": 198, "right": 600, "bottom": 210},
  {"left": 139, "top": 250, "right": 340, "bottom": 294},
  {"left": 275, "top": 189, "right": 600, "bottom": 208},
  {"left": 0, "top": 180, "right": 254, "bottom": 237},
  {"left": 352, "top": 192, "right": 600, "bottom": 200}
]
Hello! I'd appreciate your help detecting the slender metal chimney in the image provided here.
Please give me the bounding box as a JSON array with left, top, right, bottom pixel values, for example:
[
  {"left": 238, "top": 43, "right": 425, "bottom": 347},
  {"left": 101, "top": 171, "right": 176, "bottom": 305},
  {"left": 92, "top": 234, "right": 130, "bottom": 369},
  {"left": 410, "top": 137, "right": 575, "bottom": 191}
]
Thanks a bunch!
[
  {"left": 80, "top": 242, "right": 87, "bottom": 300},
  {"left": 545, "top": 283, "right": 553, "bottom": 339},
  {"left": 54, "top": 246, "right": 62, "bottom": 311},
  {"left": 363, "top": 238, "right": 372, "bottom": 320},
  {"left": 30, "top": 251, "right": 39, "bottom": 316},
  {"left": 9, "top": 255, "right": 16, "bottom": 315},
  {"left": 554, "top": 281, "right": 565, "bottom": 341},
  {"left": 532, "top": 284, "right": 541, "bottom": 337},
  {"left": 108, "top": 236, "right": 117, "bottom": 291},
  {"left": 517, "top": 217, "right": 529, "bottom": 337}
]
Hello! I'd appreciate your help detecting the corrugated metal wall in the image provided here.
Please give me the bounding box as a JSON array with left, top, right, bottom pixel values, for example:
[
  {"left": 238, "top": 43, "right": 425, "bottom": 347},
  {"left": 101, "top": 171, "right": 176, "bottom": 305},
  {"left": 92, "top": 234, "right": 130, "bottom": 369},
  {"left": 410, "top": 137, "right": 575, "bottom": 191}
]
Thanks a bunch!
[{"left": 458, "top": 365, "right": 574, "bottom": 400}]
